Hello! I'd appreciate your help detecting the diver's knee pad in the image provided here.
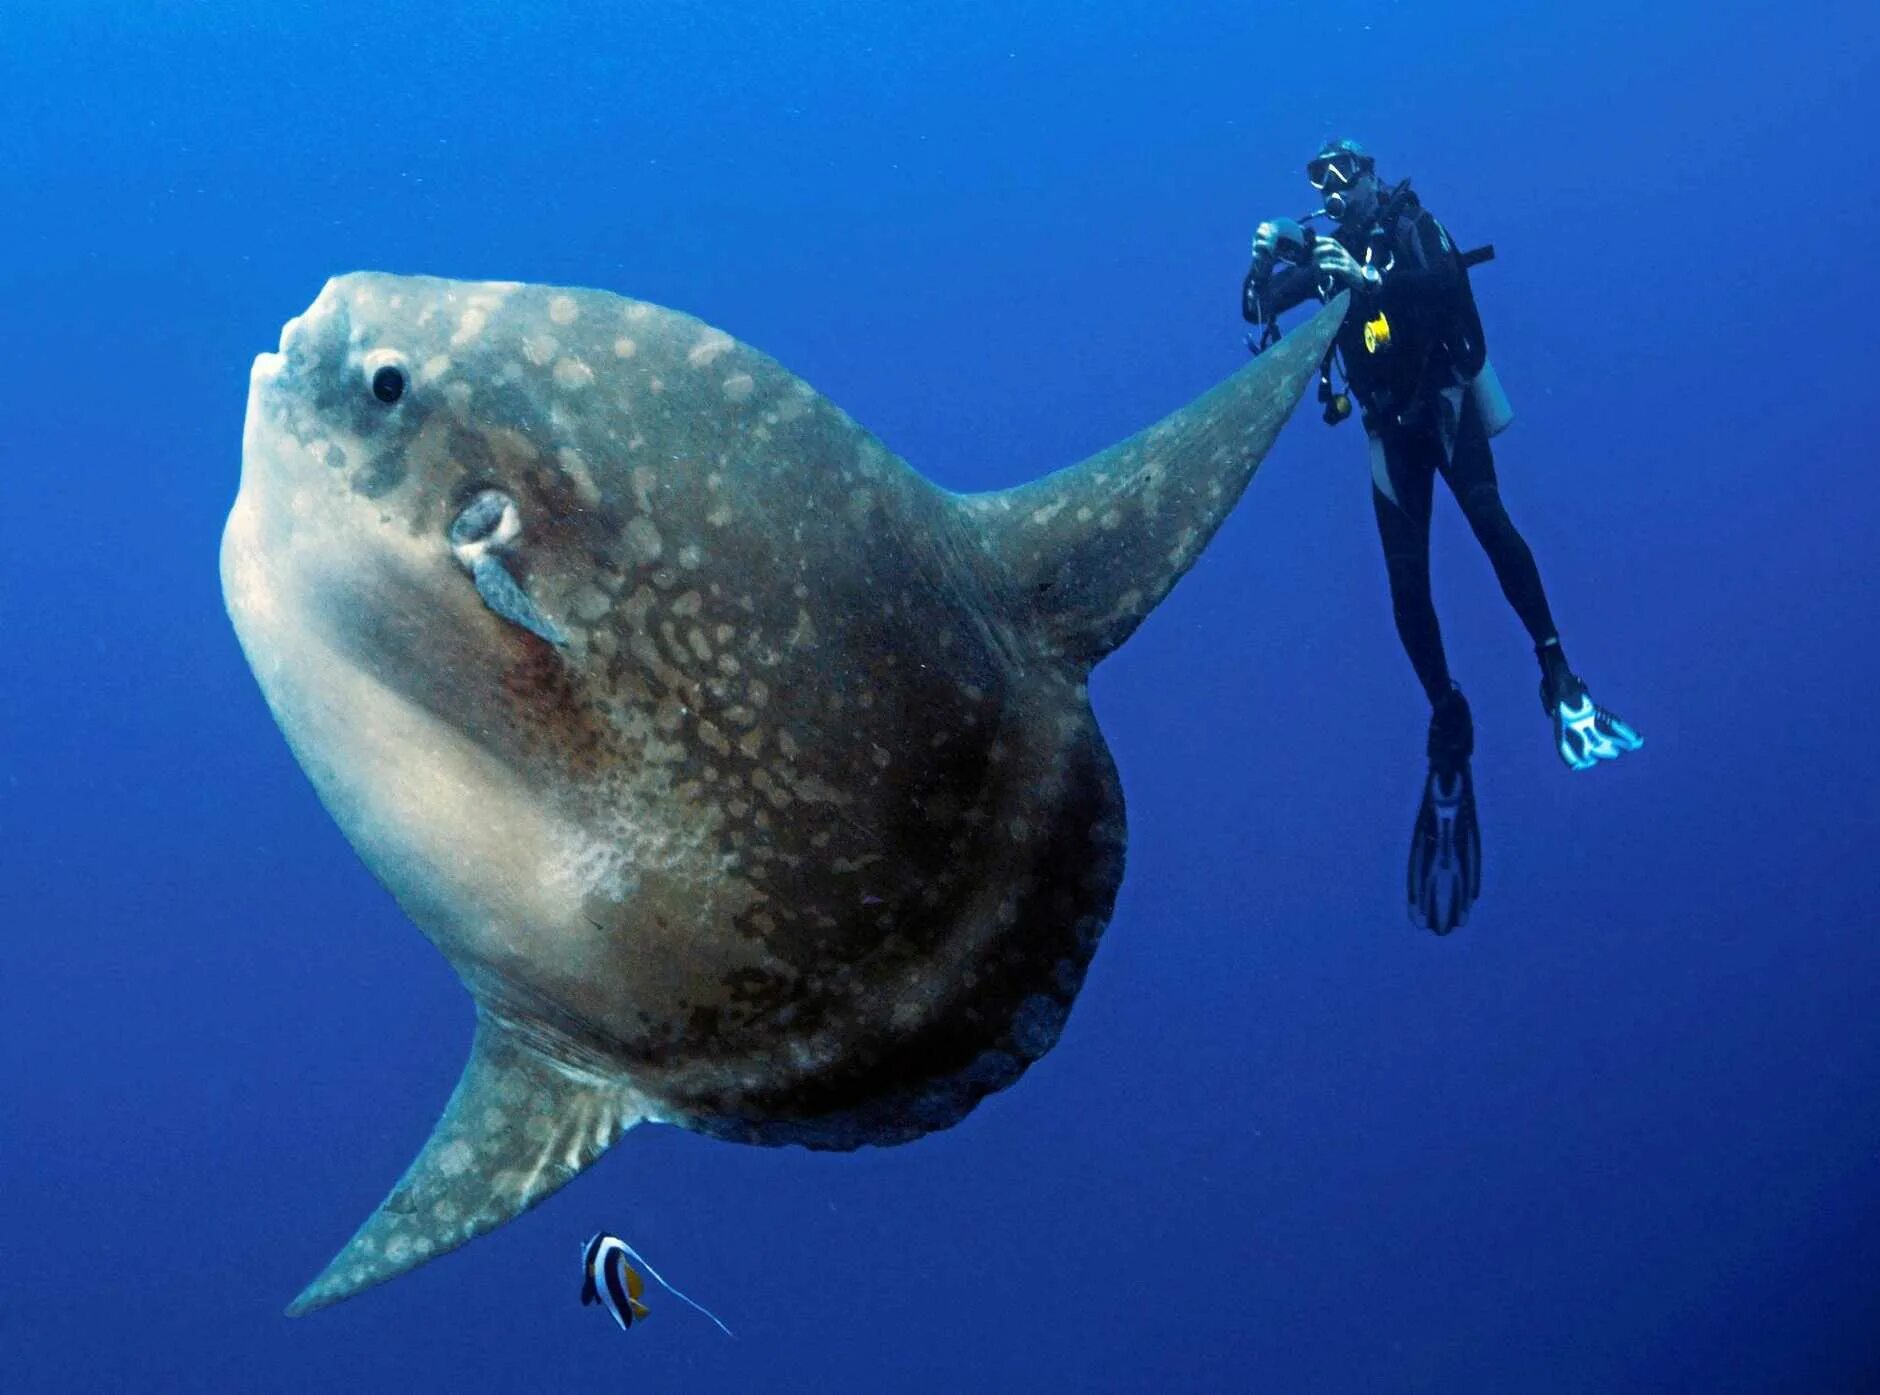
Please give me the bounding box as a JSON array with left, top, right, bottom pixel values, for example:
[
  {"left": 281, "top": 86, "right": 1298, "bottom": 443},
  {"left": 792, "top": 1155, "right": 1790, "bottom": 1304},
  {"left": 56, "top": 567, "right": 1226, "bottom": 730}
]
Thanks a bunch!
[{"left": 1368, "top": 431, "right": 1396, "bottom": 505}]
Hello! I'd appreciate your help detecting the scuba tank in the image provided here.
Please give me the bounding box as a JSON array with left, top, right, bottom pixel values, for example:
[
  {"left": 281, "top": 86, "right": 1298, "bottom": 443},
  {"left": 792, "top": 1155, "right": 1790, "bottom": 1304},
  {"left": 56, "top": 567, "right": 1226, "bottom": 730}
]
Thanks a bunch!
[{"left": 1449, "top": 237, "right": 1512, "bottom": 437}]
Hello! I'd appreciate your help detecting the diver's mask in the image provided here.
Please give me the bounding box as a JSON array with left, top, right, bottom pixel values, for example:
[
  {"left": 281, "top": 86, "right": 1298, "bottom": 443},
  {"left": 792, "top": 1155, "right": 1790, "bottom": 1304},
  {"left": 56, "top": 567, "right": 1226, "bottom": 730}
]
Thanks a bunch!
[
  {"left": 1308, "top": 151, "right": 1370, "bottom": 221},
  {"left": 1307, "top": 152, "right": 1362, "bottom": 193}
]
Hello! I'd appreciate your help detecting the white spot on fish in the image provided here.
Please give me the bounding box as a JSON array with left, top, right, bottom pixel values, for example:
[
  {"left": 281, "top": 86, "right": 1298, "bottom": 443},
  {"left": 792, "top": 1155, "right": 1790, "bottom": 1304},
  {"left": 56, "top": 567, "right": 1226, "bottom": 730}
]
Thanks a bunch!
[
  {"left": 418, "top": 355, "right": 451, "bottom": 384},
  {"left": 688, "top": 331, "right": 734, "bottom": 368},
  {"left": 625, "top": 517, "right": 664, "bottom": 565},
  {"left": 557, "top": 447, "right": 601, "bottom": 504},
  {"left": 613, "top": 336, "right": 638, "bottom": 358},
  {"left": 451, "top": 307, "right": 487, "bottom": 348},
  {"left": 553, "top": 358, "right": 594, "bottom": 388},
  {"left": 722, "top": 372, "right": 756, "bottom": 402},
  {"left": 548, "top": 295, "right": 579, "bottom": 325},
  {"left": 572, "top": 585, "right": 612, "bottom": 622},
  {"left": 523, "top": 334, "right": 559, "bottom": 367}
]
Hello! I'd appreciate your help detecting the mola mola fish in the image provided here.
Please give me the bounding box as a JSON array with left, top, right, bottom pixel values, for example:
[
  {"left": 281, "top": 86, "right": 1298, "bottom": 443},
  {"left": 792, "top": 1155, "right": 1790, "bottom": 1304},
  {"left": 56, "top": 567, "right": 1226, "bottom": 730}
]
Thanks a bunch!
[{"left": 220, "top": 272, "right": 1345, "bottom": 1314}]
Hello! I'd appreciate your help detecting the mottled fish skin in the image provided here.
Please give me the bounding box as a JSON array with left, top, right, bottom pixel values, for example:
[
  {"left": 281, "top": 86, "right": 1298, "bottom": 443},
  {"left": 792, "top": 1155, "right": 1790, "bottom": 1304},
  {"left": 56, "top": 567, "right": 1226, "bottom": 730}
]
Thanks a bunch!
[{"left": 220, "top": 273, "right": 1345, "bottom": 1312}]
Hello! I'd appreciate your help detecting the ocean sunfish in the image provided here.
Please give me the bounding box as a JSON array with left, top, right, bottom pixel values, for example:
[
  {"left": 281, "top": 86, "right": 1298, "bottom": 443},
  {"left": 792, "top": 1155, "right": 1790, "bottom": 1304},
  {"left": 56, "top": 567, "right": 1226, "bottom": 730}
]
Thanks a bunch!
[{"left": 220, "top": 272, "right": 1345, "bottom": 1314}]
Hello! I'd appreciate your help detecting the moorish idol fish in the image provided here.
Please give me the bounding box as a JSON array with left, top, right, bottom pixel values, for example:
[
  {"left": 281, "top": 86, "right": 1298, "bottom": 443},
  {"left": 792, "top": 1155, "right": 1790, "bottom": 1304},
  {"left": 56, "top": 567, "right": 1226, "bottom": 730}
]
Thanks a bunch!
[
  {"left": 581, "top": 1233, "right": 650, "bottom": 1329},
  {"left": 580, "top": 1232, "right": 735, "bottom": 1338}
]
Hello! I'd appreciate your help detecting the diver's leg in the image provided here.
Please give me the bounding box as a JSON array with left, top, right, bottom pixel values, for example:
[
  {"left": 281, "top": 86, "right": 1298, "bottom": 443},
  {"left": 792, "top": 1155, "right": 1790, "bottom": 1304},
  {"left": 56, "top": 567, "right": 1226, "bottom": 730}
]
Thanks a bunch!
[
  {"left": 1377, "top": 429, "right": 1480, "bottom": 932},
  {"left": 1369, "top": 433, "right": 1450, "bottom": 706},
  {"left": 1440, "top": 405, "right": 1642, "bottom": 770},
  {"left": 1439, "top": 403, "right": 1561, "bottom": 652}
]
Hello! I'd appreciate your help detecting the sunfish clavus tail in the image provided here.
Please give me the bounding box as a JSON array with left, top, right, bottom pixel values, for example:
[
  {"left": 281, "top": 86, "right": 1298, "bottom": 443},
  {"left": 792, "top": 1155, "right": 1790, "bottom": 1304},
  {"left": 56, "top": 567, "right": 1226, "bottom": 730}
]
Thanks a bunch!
[{"left": 220, "top": 274, "right": 1347, "bottom": 1315}]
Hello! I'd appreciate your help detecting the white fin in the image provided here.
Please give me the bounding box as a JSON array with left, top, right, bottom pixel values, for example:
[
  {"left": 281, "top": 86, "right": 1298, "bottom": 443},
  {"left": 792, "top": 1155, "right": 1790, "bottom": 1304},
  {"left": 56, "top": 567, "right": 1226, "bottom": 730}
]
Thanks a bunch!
[{"left": 614, "top": 1239, "right": 736, "bottom": 1339}]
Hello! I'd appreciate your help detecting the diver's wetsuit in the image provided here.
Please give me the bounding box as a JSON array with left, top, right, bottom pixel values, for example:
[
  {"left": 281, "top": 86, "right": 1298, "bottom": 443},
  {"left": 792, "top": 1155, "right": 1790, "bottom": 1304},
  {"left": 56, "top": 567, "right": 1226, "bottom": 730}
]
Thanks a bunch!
[{"left": 1243, "top": 190, "right": 1559, "bottom": 706}]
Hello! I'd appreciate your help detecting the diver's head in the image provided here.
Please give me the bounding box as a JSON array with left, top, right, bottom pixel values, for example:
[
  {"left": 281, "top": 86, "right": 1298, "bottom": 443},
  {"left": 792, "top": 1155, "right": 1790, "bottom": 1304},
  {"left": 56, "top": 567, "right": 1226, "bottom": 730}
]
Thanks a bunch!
[{"left": 1308, "top": 138, "right": 1379, "bottom": 225}]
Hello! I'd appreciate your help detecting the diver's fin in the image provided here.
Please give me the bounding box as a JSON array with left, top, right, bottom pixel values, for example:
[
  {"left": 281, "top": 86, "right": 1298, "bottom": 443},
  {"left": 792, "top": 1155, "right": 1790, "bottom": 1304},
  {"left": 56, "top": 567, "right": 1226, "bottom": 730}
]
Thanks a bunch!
[
  {"left": 286, "top": 1010, "right": 646, "bottom": 1316},
  {"left": 1546, "top": 678, "right": 1643, "bottom": 772},
  {"left": 957, "top": 293, "right": 1347, "bottom": 669},
  {"left": 1409, "top": 687, "right": 1482, "bottom": 935},
  {"left": 1407, "top": 762, "right": 1482, "bottom": 935}
]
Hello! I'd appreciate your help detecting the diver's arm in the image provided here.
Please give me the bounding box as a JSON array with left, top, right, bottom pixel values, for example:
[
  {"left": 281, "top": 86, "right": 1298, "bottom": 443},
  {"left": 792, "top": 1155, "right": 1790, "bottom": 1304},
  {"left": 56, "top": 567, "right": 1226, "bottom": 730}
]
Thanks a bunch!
[{"left": 1241, "top": 262, "right": 1316, "bottom": 323}]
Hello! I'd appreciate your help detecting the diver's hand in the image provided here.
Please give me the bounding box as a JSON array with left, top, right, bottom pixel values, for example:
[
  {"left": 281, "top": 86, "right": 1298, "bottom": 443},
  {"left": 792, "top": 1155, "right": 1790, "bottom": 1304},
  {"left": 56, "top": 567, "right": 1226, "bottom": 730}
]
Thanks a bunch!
[
  {"left": 1251, "top": 221, "right": 1280, "bottom": 258},
  {"left": 1314, "top": 239, "right": 1381, "bottom": 291}
]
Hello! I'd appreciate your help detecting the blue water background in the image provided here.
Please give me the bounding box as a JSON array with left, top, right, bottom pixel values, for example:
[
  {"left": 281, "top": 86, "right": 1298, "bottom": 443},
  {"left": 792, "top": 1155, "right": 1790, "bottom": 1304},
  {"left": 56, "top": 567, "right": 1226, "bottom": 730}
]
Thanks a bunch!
[{"left": 3, "top": 1, "right": 1878, "bottom": 1389}]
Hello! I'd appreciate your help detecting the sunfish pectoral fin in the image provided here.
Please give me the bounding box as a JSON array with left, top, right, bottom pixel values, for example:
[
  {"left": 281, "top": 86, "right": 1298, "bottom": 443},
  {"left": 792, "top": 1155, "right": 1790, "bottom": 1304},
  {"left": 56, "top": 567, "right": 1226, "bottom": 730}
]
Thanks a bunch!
[
  {"left": 959, "top": 293, "right": 1348, "bottom": 668},
  {"left": 285, "top": 1011, "right": 645, "bottom": 1317},
  {"left": 471, "top": 554, "right": 568, "bottom": 646}
]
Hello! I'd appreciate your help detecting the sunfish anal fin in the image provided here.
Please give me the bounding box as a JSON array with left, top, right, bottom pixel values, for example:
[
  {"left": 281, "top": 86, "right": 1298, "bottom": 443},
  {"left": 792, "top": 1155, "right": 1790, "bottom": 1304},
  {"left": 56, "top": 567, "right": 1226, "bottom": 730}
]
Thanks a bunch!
[{"left": 286, "top": 1010, "right": 644, "bottom": 1316}]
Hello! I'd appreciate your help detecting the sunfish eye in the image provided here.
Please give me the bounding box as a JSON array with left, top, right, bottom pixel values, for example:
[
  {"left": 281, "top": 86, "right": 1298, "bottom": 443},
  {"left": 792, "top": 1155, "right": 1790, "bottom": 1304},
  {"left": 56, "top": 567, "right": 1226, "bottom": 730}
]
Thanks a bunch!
[
  {"left": 450, "top": 489, "right": 522, "bottom": 555},
  {"left": 371, "top": 364, "right": 406, "bottom": 404}
]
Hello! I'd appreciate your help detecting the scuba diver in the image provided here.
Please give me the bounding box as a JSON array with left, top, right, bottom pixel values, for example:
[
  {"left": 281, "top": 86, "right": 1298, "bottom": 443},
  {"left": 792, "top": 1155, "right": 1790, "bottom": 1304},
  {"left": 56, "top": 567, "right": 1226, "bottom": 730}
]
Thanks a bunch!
[{"left": 1242, "top": 138, "right": 1641, "bottom": 935}]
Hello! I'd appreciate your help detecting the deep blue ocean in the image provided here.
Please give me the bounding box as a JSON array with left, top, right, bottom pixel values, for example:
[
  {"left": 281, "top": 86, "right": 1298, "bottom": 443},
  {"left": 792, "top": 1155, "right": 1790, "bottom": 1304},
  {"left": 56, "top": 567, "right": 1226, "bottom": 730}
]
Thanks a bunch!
[{"left": 5, "top": 2, "right": 1878, "bottom": 1390}]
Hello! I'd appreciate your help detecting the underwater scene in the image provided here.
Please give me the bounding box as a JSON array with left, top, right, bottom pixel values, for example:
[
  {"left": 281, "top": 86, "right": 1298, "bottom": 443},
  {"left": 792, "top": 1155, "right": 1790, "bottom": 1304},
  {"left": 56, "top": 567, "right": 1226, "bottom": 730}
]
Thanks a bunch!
[{"left": 4, "top": 1, "right": 1877, "bottom": 1390}]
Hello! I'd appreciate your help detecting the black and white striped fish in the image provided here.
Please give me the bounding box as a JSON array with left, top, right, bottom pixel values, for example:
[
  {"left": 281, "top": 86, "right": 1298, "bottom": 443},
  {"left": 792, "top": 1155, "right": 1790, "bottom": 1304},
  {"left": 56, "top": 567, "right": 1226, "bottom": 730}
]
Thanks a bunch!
[
  {"left": 581, "top": 1233, "right": 650, "bottom": 1329},
  {"left": 579, "top": 1232, "right": 735, "bottom": 1338}
]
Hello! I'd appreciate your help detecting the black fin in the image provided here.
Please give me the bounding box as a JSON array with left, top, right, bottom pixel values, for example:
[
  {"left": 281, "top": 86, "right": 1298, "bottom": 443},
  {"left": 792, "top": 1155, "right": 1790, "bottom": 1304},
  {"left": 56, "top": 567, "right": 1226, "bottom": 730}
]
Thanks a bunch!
[{"left": 1408, "top": 763, "right": 1482, "bottom": 934}]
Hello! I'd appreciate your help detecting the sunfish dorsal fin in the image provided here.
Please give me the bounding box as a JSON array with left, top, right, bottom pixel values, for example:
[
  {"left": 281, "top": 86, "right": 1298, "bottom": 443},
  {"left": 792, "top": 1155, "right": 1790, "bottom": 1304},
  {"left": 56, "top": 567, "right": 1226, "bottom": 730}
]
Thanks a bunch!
[
  {"left": 959, "top": 294, "right": 1348, "bottom": 668},
  {"left": 286, "top": 1011, "right": 647, "bottom": 1316}
]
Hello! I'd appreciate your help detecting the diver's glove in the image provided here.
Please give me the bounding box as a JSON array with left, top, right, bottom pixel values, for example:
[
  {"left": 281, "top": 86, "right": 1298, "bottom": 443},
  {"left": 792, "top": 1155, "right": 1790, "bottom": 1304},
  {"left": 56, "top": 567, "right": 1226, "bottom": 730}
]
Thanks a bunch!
[
  {"left": 1539, "top": 648, "right": 1643, "bottom": 772},
  {"left": 1246, "top": 222, "right": 1283, "bottom": 306},
  {"left": 1314, "top": 239, "right": 1382, "bottom": 292},
  {"left": 1408, "top": 684, "right": 1482, "bottom": 935}
]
